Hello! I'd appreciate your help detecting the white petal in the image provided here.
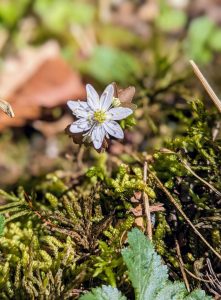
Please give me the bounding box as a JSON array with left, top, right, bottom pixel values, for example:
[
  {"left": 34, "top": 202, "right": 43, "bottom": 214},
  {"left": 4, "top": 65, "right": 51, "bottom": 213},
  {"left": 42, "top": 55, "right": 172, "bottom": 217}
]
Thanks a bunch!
[
  {"left": 107, "top": 107, "right": 133, "bottom": 120},
  {"left": 100, "top": 84, "right": 114, "bottom": 111},
  {"left": 103, "top": 121, "right": 124, "bottom": 139},
  {"left": 67, "top": 100, "right": 90, "bottom": 111},
  {"left": 86, "top": 84, "right": 100, "bottom": 111},
  {"left": 91, "top": 125, "right": 106, "bottom": 149},
  {"left": 67, "top": 100, "right": 92, "bottom": 118},
  {"left": 70, "top": 119, "right": 92, "bottom": 133}
]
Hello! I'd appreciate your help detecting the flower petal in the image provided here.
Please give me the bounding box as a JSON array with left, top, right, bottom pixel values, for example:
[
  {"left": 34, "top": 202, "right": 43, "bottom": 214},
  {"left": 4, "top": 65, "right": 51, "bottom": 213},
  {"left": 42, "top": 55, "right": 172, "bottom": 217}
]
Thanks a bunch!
[
  {"left": 86, "top": 84, "right": 100, "bottom": 111},
  {"left": 70, "top": 119, "right": 92, "bottom": 133},
  {"left": 67, "top": 100, "right": 89, "bottom": 111},
  {"left": 67, "top": 100, "right": 92, "bottom": 118},
  {"left": 103, "top": 121, "right": 124, "bottom": 139},
  {"left": 107, "top": 107, "right": 133, "bottom": 120},
  {"left": 100, "top": 84, "right": 114, "bottom": 111},
  {"left": 91, "top": 125, "right": 106, "bottom": 149}
]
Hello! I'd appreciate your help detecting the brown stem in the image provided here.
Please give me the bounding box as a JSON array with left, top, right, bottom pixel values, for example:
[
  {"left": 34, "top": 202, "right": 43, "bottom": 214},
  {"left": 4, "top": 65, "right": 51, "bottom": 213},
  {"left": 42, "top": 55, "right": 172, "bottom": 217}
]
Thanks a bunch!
[{"left": 175, "top": 239, "right": 190, "bottom": 292}]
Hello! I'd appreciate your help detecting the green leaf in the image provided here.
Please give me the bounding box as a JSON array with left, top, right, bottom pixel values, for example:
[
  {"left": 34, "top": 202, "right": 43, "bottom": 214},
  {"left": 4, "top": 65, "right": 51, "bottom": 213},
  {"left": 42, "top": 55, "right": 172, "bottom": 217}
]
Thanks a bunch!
[
  {"left": 0, "top": 214, "right": 5, "bottom": 236},
  {"left": 186, "top": 16, "right": 215, "bottom": 63},
  {"left": 209, "top": 28, "right": 221, "bottom": 51},
  {"left": 184, "top": 289, "right": 212, "bottom": 300},
  {"left": 82, "top": 46, "right": 141, "bottom": 84},
  {"left": 154, "top": 282, "right": 187, "bottom": 299},
  {"left": 79, "top": 285, "right": 127, "bottom": 300},
  {"left": 35, "top": 0, "right": 95, "bottom": 31},
  {"left": 188, "top": 16, "right": 215, "bottom": 46},
  {"left": 156, "top": 9, "right": 187, "bottom": 32},
  {"left": 122, "top": 228, "right": 211, "bottom": 300},
  {"left": 122, "top": 228, "right": 168, "bottom": 300}
]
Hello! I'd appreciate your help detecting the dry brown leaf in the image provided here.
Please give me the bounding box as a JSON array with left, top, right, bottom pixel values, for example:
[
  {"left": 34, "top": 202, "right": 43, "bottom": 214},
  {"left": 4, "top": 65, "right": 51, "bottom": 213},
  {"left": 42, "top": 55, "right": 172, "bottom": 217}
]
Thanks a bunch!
[{"left": 0, "top": 41, "right": 85, "bottom": 131}]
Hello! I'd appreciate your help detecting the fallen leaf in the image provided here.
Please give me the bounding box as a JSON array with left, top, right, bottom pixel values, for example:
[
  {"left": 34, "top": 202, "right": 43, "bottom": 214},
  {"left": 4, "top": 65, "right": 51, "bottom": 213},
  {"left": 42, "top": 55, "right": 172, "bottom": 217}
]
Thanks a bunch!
[{"left": 0, "top": 41, "right": 85, "bottom": 131}]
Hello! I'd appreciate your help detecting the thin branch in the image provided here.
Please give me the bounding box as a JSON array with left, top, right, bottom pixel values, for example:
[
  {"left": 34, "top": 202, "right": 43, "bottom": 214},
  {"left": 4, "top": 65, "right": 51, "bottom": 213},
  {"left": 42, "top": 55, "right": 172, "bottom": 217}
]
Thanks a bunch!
[
  {"left": 143, "top": 161, "right": 152, "bottom": 240},
  {"left": 149, "top": 168, "right": 221, "bottom": 260},
  {"left": 184, "top": 268, "right": 210, "bottom": 283},
  {"left": 190, "top": 60, "right": 221, "bottom": 113},
  {"left": 175, "top": 239, "right": 190, "bottom": 292}
]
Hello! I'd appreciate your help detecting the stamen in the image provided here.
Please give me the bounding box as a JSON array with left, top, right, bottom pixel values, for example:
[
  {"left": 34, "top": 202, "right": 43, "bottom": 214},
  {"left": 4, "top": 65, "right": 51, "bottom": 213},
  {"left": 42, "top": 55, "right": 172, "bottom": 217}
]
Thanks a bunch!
[
  {"left": 112, "top": 97, "right": 121, "bottom": 107},
  {"left": 93, "top": 111, "right": 106, "bottom": 124}
]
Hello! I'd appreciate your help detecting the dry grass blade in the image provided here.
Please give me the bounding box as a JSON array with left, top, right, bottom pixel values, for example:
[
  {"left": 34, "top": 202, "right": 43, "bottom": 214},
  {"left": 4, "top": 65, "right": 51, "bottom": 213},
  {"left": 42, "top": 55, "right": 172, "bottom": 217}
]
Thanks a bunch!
[
  {"left": 205, "top": 258, "right": 221, "bottom": 297},
  {"left": 0, "top": 99, "right": 15, "bottom": 117},
  {"left": 190, "top": 60, "right": 221, "bottom": 113},
  {"left": 184, "top": 268, "right": 210, "bottom": 283},
  {"left": 175, "top": 239, "right": 190, "bottom": 292}
]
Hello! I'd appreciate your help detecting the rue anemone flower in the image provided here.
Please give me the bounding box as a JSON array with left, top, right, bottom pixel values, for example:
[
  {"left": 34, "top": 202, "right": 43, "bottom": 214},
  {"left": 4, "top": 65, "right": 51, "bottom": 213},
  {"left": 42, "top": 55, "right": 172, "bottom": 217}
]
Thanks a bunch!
[{"left": 66, "top": 83, "right": 135, "bottom": 150}]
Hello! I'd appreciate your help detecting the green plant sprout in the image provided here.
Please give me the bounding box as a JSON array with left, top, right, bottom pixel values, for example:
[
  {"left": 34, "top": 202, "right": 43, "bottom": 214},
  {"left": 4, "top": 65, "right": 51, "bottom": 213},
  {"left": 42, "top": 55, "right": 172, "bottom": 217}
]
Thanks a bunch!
[{"left": 80, "top": 228, "right": 211, "bottom": 300}]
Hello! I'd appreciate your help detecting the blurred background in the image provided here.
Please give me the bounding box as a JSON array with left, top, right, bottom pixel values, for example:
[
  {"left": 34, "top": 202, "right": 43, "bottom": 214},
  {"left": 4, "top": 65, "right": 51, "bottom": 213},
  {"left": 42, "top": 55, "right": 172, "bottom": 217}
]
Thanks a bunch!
[{"left": 0, "top": 0, "right": 221, "bottom": 187}]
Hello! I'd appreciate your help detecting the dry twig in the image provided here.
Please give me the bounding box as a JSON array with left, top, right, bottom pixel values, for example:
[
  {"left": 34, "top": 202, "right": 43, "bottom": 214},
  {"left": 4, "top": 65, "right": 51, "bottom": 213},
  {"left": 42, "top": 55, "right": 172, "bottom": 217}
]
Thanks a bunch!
[
  {"left": 190, "top": 60, "right": 221, "bottom": 113},
  {"left": 175, "top": 239, "right": 190, "bottom": 292},
  {"left": 184, "top": 268, "right": 210, "bottom": 283},
  {"left": 205, "top": 258, "right": 221, "bottom": 297}
]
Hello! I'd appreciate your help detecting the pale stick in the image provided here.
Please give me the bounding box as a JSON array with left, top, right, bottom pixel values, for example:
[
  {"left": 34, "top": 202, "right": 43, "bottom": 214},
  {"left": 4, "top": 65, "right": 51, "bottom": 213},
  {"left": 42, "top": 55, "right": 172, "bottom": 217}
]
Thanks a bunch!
[{"left": 190, "top": 60, "right": 221, "bottom": 113}]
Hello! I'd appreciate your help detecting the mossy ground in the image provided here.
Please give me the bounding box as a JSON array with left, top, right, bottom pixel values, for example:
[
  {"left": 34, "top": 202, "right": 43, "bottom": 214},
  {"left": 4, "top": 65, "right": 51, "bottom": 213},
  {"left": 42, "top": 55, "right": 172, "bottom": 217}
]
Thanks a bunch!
[{"left": 0, "top": 82, "right": 221, "bottom": 298}]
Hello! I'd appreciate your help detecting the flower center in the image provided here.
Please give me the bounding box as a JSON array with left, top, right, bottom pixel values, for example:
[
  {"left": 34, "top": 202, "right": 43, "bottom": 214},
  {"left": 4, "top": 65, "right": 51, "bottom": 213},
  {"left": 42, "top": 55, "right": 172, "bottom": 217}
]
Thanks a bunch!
[{"left": 93, "top": 110, "right": 106, "bottom": 124}]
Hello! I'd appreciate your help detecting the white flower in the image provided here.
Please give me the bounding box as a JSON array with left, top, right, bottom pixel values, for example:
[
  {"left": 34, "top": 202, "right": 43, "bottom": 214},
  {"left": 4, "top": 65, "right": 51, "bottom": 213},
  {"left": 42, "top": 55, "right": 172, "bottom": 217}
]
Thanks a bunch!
[{"left": 67, "top": 84, "right": 133, "bottom": 149}]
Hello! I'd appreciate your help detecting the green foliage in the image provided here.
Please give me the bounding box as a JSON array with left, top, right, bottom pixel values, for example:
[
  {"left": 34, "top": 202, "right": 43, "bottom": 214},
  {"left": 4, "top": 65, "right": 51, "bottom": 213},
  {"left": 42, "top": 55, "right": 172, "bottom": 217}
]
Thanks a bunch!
[
  {"left": 91, "top": 216, "right": 134, "bottom": 286},
  {"left": 186, "top": 16, "right": 221, "bottom": 63},
  {"left": 80, "top": 285, "right": 127, "bottom": 300},
  {"left": 122, "top": 228, "right": 167, "bottom": 300},
  {"left": 0, "top": 188, "right": 31, "bottom": 223},
  {"left": 81, "top": 228, "right": 211, "bottom": 300},
  {"left": 120, "top": 115, "right": 136, "bottom": 130},
  {"left": 0, "top": 0, "right": 29, "bottom": 27},
  {"left": 35, "top": 0, "right": 95, "bottom": 30},
  {"left": 108, "top": 164, "right": 156, "bottom": 199},
  {"left": 98, "top": 26, "right": 139, "bottom": 48},
  {"left": 0, "top": 171, "right": 136, "bottom": 298},
  {"left": 156, "top": 2, "right": 187, "bottom": 32},
  {"left": 81, "top": 46, "right": 141, "bottom": 84},
  {"left": 0, "top": 94, "right": 219, "bottom": 299},
  {"left": 0, "top": 214, "right": 5, "bottom": 236}
]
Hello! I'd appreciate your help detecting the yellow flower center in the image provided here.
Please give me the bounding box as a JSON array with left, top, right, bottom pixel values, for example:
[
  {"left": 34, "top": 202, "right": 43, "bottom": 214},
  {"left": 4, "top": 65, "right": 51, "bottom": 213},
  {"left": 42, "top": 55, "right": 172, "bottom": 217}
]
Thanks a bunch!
[{"left": 93, "top": 110, "right": 106, "bottom": 123}]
